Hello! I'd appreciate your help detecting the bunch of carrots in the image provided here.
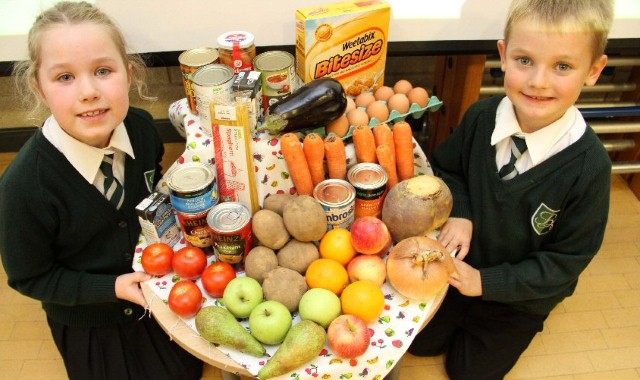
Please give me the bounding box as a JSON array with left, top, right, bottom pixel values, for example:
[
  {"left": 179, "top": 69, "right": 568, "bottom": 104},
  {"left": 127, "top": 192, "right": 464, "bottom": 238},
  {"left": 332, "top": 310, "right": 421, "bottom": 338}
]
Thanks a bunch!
[{"left": 279, "top": 121, "right": 415, "bottom": 196}]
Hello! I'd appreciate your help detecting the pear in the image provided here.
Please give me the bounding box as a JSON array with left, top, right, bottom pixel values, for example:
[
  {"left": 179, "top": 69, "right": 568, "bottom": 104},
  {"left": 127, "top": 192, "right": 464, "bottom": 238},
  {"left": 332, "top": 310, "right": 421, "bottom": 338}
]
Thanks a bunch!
[
  {"left": 195, "top": 305, "right": 266, "bottom": 357},
  {"left": 258, "top": 320, "right": 326, "bottom": 379}
]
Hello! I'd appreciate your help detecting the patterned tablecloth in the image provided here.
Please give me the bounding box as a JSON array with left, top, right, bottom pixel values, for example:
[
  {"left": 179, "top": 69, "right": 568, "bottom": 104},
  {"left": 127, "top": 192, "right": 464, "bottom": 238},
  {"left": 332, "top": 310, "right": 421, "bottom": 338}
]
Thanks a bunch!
[{"left": 133, "top": 98, "right": 446, "bottom": 379}]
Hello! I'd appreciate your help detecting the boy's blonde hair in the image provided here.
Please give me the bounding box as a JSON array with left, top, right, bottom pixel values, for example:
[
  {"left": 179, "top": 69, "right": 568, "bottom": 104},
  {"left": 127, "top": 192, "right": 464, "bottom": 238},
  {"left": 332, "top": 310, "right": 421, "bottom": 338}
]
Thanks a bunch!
[
  {"left": 12, "top": 1, "right": 154, "bottom": 119},
  {"left": 504, "top": 0, "right": 614, "bottom": 61}
]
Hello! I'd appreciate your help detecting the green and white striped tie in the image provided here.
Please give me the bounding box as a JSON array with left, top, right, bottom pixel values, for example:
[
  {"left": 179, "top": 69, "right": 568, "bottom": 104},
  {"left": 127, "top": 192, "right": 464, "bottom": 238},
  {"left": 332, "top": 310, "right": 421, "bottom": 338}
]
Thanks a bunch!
[
  {"left": 499, "top": 136, "right": 528, "bottom": 180},
  {"left": 100, "top": 154, "right": 124, "bottom": 209}
]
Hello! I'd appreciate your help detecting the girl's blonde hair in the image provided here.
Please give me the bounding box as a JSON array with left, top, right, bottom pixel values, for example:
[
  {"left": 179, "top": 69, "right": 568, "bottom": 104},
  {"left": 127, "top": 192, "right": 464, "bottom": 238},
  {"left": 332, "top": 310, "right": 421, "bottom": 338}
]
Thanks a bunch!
[
  {"left": 504, "top": 0, "right": 614, "bottom": 62},
  {"left": 12, "top": 1, "right": 155, "bottom": 118}
]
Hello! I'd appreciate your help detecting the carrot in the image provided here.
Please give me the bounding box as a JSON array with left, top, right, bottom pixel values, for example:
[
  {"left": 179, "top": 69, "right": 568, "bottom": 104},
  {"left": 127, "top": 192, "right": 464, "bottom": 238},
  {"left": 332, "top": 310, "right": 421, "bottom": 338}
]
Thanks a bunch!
[
  {"left": 393, "top": 121, "right": 415, "bottom": 181},
  {"left": 280, "top": 133, "right": 314, "bottom": 196},
  {"left": 373, "top": 123, "right": 395, "bottom": 155},
  {"left": 303, "top": 132, "right": 325, "bottom": 186},
  {"left": 352, "top": 125, "right": 377, "bottom": 163},
  {"left": 376, "top": 144, "right": 399, "bottom": 189},
  {"left": 323, "top": 132, "right": 347, "bottom": 180}
]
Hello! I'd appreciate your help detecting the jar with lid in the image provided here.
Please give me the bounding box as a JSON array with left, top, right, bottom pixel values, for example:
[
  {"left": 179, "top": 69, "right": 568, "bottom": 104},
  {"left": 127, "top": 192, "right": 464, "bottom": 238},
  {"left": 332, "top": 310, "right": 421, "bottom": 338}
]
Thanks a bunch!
[{"left": 217, "top": 31, "right": 256, "bottom": 74}]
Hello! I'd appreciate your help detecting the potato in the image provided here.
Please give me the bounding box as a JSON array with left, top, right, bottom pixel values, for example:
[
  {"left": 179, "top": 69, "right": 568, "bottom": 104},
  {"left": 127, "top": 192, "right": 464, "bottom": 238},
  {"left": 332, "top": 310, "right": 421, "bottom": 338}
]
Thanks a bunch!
[
  {"left": 262, "top": 267, "right": 308, "bottom": 312},
  {"left": 277, "top": 239, "right": 319, "bottom": 274},
  {"left": 244, "top": 246, "right": 278, "bottom": 284},
  {"left": 263, "top": 193, "right": 295, "bottom": 216},
  {"left": 381, "top": 175, "right": 453, "bottom": 242},
  {"left": 282, "top": 195, "right": 327, "bottom": 242},
  {"left": 252, "top": 209, "right": 290, "bottom": 250}
]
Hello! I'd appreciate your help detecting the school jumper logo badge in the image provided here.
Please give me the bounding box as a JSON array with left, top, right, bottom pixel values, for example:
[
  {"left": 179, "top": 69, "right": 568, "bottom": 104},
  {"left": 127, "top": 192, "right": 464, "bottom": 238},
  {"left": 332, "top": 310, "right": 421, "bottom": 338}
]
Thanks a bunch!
[
  {"left": 144, "top": 170, "right": 155, "bottom": 193},
  {"left": 531, "top": 203, "right": 559, "bottom": 235}
]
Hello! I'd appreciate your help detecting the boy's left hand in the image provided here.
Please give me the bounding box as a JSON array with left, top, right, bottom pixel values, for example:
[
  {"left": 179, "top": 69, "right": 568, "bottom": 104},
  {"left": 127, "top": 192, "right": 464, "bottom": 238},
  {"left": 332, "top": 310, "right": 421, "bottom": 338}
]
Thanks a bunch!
[{"left": 448, "top": 258, "right": 482, "bottom": 296}]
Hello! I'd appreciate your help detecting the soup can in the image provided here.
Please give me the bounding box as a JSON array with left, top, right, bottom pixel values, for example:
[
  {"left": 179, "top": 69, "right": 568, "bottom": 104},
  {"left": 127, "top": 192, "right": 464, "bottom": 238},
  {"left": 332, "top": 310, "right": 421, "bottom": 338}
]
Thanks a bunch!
[
  {"left": 175, "top": 209, "right": 212, "bottom": 249},
  {"left": 313, "top": 179, "right": 356, "bottom": 231},
  {"left": 178, "top": 47, "right": 219, "bottom": 114},
  {"left": 347, "top": 163, "right": 388, "bottom": 219},
  {"left": 253, "top": 51, "right": 296, "bottom": 113},
  {"left": 191, "top": 64, "right": 235, "bottom": 133},
  {"left": 206, "top": 202, "right": 253, "bottom": 271},
  {"left": 166, "top": 162, "right": 219, "bottom": 214}
]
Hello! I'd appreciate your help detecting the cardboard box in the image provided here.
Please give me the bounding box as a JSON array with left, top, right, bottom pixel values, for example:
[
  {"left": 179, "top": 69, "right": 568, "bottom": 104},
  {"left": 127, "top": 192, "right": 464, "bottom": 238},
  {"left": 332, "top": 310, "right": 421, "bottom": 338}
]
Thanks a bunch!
[
  {"left": 295, "top": 0, "right": 391, "bottom": 96},
  {"left": 136, "top": 192, "right": 181, "bottom": 247}
]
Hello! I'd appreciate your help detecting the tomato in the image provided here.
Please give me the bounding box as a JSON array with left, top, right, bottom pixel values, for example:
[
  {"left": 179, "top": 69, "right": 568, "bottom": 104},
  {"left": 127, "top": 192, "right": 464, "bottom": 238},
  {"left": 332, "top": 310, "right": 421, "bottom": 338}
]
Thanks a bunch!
[
  {"left": 201, "top": 262, "right": 237, "bottom": 298},
  {"left": 172, "top": 246, "right": 207, "bottom": 280},
  {"left": 141, "top": 243, "right": 174, "bottom": 276},
  {"left": 168, "top": 280, "right": 203, "bottom": 318}
]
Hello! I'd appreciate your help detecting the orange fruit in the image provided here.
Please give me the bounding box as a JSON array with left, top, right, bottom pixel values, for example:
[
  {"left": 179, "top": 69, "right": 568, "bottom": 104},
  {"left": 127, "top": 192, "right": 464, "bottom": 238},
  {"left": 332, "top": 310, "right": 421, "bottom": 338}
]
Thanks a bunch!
[
  {"left": 305, "top": 258, "right": 349, "bottom": 295},
  {"left": 341, "top": 280, "right": 385, "bottom": 323},
  {"left": 319, "top": 228, "right": 357, "bottom": 266}
]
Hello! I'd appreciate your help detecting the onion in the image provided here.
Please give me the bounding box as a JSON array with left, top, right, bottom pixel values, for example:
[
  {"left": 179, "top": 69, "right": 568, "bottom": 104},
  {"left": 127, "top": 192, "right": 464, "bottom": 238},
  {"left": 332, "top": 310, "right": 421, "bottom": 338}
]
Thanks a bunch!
[{"left": 386, "top": 236, "right": 457, "bottom": 300}]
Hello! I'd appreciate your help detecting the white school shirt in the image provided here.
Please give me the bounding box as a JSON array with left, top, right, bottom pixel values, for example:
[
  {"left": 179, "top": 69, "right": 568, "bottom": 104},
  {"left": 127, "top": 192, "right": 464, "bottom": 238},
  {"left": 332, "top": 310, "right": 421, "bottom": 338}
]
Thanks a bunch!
[
  {"left": 490, "top": 97, "right": 587, "bottom": 174},
  {"left": 42, "top": 115, "right": 135, "bottom": 193}
]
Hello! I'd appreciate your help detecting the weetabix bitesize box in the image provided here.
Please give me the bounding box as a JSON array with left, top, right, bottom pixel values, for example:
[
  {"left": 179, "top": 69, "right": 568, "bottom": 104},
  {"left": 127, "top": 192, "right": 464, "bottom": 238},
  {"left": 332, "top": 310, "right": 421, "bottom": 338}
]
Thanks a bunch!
[{"left": 295, "top": 0, "right": 391, "bottom": 97}]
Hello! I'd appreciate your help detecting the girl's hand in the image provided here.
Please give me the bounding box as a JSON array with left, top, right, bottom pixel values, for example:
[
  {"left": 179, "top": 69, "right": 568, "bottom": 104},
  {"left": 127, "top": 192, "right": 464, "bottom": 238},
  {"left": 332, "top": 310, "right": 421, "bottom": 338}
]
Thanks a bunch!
[
  {"left": 115, "top": 271, "right": 152, "bottom": 308},
  {"left": 448, "top": 258, "right": 482, "bottom": 296},
  {"left": 438, "top": 217, "right": 473, "bottom": 259}
]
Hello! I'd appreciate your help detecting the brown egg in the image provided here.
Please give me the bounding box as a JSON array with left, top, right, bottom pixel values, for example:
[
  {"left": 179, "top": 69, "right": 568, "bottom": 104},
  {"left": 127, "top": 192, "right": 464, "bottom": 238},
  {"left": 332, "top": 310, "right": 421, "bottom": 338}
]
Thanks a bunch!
[
  {"left": 366, "top": 100, "right": 390, "bottom": 123},
  {"left": 387, "top": 93, "right": 411, "bottom": 114},
  {"left": 407, "top": 87, "right": 430, "bottom": 108},
  {"left": 347, "top": 108, "right": 369, "bottom": 126},
  {"left": 393, "top": 79, "right": 413, "bottom": 95},
  {"left": 374, "top": 86, "right": 394, "bottom": 102},
  {"left": 325, "top": 114, "right": 350, "bottom": 138},
  {"left": 345, "top": 97, "right": 356, "bottom": 114},
  {"left": 355, "top": 91, "right": 375, "bottom": 108}
]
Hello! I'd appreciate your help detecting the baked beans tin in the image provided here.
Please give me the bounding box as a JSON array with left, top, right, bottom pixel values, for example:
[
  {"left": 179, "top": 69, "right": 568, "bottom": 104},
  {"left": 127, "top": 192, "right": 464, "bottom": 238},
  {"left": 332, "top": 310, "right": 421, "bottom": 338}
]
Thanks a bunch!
[
  {"left": 313, "top": 179, "right": 356, "bottom": 231},
  {"left": 191, "top": 63, "right": 235, "bottom": 133},
  {"left": 178, "top": 47, "right": 220, "bottom": 114},
  {"left": 347, "top": 163, "right": 388, "bottom": 219},
  {"left": 253, "top": 51, "right": 296, "bottom": 112},
  {"left": 206, "top": 202, "right": 253, "bottom": 270},
  {"left": 176, "top": 209, "right": 212, "bottom": 249},
  {"left": 217, "top": 31, "right": 256, "bottom": 74},
  {"left": 166, "top": 162, "right": 219, "bottom": 214}
]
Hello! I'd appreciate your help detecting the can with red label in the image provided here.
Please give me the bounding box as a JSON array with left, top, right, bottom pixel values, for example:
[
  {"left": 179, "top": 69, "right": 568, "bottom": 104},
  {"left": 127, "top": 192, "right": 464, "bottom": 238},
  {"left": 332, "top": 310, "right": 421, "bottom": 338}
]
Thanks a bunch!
[
  {"left": 206, "top": 202, "right": 253, "bottom": 271},
  {"left": 176, "top": 209, "right": 212, "bottom": 249},
  {"left": 178, "top": 47, "right": 219, "bottom": 114},
  {"left": 347, "top": 163, "right": 388, "bottom": 220}
]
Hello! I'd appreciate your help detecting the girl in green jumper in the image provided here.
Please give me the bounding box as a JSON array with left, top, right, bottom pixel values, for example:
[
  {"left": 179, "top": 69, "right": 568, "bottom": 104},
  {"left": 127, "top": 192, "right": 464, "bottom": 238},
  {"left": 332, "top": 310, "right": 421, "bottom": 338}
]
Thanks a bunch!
[
  {"left": 409, "top": 1, "right": 613, "bottom": 379},
  {"left": 0, "top": 2, "right": 202, "bottom": 379}
]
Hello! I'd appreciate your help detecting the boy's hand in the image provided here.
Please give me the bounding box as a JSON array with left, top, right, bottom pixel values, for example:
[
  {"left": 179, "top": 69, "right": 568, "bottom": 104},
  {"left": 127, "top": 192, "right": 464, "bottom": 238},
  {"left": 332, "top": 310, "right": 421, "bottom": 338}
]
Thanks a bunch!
[
  {"left": 448, "top": 258, "right": 482, "bottom": 296},
  {"left": 115, "top": 271, "right": 152, "bottom": 308},
  {"left": 438, "top": 217, "right": 473, "bottom": 259}
]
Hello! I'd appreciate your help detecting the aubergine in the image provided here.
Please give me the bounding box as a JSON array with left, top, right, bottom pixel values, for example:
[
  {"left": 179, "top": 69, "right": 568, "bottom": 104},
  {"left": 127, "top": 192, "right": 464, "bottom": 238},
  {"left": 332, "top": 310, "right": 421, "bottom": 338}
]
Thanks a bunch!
[{"left": 258, "top": 77, "right": 347, "bottom": 135}]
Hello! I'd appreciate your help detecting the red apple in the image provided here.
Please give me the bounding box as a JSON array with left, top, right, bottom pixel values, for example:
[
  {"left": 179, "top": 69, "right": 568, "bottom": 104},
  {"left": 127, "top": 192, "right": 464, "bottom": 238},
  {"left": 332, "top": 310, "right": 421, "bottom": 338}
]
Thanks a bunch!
[
  {"left": 327, "top": 314, "right": 371, "bottom": 358},
  {"left": 350, "top": 216, "right": 392, "bottom": 256},
  {"left": 347, "top": 254, "right": 386, "bottom": 286}
]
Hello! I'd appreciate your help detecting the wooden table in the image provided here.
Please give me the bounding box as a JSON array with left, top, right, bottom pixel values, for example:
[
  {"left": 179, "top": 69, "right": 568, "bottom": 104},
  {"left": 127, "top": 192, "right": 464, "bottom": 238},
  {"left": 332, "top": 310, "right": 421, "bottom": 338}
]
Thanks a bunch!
[{"left": 142, "top": 281, "right": 449, "bottom": 380}]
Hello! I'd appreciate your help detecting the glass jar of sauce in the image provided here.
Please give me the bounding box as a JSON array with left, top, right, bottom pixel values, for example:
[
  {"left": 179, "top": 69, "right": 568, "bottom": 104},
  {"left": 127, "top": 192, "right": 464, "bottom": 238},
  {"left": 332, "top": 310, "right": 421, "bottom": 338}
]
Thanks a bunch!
[{"left": 217, "top": 31, "right": 256, "bottom": 74}]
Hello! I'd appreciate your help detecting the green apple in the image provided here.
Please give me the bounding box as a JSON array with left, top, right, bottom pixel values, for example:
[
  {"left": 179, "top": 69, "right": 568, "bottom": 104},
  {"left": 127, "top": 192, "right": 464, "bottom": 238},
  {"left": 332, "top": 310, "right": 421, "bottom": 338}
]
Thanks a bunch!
[
  {"left": 222, "top": 277, "right": 263, "bottom": 318},
  {"left": 249, "top": 300, "right": 292, "bottom": 345},
  {"left": 298, "top": 288, "right": 341, "bottom": 329}
]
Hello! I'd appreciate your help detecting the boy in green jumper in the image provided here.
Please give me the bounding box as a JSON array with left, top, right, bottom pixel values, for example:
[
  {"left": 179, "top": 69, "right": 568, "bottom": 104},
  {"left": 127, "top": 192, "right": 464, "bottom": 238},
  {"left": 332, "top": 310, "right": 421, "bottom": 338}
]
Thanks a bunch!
[{"left": 408, "top": 0, "right": 613, "bottom": 378}]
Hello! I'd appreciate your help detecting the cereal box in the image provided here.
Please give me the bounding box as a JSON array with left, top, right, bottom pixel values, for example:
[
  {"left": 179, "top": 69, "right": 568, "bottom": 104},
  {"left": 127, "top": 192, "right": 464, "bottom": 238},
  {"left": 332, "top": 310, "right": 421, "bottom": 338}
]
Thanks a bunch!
[{"left": 295, "top": 0, "right": 391, "bottom": 97}]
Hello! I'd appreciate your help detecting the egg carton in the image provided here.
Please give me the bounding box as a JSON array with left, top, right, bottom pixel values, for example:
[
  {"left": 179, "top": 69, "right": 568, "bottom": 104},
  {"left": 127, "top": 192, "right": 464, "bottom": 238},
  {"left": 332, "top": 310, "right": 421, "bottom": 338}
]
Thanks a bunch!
[{"left": 343, "top": 95, "right": 443, "bottom": 140}]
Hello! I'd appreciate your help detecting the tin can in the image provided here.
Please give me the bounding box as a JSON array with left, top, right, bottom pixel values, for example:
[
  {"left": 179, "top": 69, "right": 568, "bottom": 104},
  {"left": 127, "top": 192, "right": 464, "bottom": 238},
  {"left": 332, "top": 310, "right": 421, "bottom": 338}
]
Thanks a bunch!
[
  {"left": 313, "top": 179, "right": 356, "bottom": 231},
  {"left": 217, "top": 31, "right": 256, "bottom": 74},
  {"left": 206, "top": 202, "right": 253, "bottom": 270},
  {"left": 176, "top": 209, "right": 212, "bottom": 249},
  {"left": 178, "top": 47, "right": 220, "bottom": 114},
  {"left": 347, "top": 163, "right": 388, "bottom": 219},
  {"left": 166, "top": 163, "right": 219, "bottom": 214},
  {"left": 191, "top": 64, "right": 235, "bottom": 133},
  {"left": 253, "top": 51, "right": 296, "bottom": 113}
]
